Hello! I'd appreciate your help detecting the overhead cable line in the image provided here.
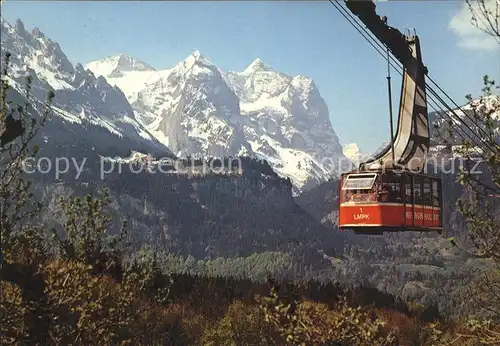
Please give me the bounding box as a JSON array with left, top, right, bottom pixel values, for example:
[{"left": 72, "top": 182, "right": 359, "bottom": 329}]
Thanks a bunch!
[
  {"left": 330, "top": 0, "right": 492, "bottom": 144},
  {"left": 329, "top": 0, "right": 498, "bottom": 156},
  {"left": 427, "top": 74, "right": 500, "bottom": 146},
  {"left": 329, "top": 0, "right": 493, "bottom": 147},
  {"left": 333, "top": 0, "right": 498, "bottom": 152}
]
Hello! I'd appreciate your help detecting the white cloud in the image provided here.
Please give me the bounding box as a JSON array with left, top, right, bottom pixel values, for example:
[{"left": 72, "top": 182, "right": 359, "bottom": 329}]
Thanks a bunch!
[{"left": 449, "top": 0, "right": 500, "bottom": 51}]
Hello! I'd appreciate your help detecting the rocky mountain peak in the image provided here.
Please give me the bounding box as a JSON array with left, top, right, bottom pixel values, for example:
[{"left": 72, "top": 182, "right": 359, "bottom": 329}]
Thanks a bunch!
[
  {"left": 85, "top": 53, "right": 155, "bottom": 78},
  {"left": 242, "top": 58, "right": 273, "bottom": 74}
]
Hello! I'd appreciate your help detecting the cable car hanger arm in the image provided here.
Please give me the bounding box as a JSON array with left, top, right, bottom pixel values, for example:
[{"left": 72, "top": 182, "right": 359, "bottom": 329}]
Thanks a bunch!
[
  {"left": 344, "top": 0, "right": 428, "bottom": 75},
  {"left": 335, "top": 0, "right": 430, "bottom": 172}
]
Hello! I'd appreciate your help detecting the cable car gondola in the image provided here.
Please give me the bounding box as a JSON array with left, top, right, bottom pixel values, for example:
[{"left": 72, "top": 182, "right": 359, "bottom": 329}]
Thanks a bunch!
[
  {"left": 338, "top": 1, "right": 443, "bottom": 235},
  {"left": 339, "top": 169, "right": 442, "bottom": 235}
]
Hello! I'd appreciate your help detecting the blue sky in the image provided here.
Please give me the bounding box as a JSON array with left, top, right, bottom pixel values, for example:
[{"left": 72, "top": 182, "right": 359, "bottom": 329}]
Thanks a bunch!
[{"left": 2, "top": 1, "right": 499, "bottom": 151}]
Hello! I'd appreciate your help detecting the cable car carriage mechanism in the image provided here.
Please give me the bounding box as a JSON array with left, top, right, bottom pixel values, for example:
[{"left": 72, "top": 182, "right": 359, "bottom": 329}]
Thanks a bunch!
[{"left": 338, "top": 1, "right": 443, "bottom": 235}]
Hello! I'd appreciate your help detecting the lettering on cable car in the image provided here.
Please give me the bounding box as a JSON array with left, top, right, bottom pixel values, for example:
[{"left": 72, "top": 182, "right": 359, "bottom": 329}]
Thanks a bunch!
[
  {"left": 354, "top": 207, "right": 370, "bottom": 220},
  {"left": 405, "top": 211, "right": 440, "bottom": 220},
  {"left": 405, "top": 212, "right": 423, "bottom": 219}
]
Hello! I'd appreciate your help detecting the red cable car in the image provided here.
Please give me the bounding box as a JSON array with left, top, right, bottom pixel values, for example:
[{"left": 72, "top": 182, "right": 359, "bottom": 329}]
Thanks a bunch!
[
  {"left": 338, "top": 170, "right": 443, "bottom": 235},
  {"left": 339, "top": 2, "right": 443, "bottom": 235}
]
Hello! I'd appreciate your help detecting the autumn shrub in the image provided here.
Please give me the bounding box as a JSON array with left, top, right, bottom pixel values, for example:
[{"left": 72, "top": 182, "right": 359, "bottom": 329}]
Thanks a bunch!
[
  {"left": 447, "top": 317, "right": 500, "bottom": 345},
  {"left": 53, "top": 188, "right": 128, "bottom": 280},
  {"left": 256, "top": 287, "right": 397, "bottom": 345},
  {"left": 161, "top": 303, "right": 212, "bottom": 345},
  {"left": 0, "top": 280, "right": 25, "bottom": 344},
  {"left": 374, "top": 308, "right": 420, "bottom": 345},
  {"left": 201, "top": 299, "right": 277, "bottom": 345},
  {"left": 42, "top": 259, "right": 139, "bottom": 344}
]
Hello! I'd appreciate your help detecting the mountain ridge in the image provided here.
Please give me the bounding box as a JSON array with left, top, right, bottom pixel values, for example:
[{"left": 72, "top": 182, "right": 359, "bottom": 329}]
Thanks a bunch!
[
  {"left": 0, "top": 17, "right": 174, "bottom": 160},
  {"left": 87, "top": 50, "right": 350, "bottom": 193}
]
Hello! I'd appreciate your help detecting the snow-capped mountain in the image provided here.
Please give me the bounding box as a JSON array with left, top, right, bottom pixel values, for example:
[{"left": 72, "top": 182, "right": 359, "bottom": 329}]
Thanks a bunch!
[
  {"left": 429, "top": 94, "right": 500, "bottom": 159},
  {"left": 342, "top": 143, "right": 371, "bottom": 166},
  {"left": 86, "top": 53, "right": 155, "bottom": 78},
  {"left": 87, "top": 51, "right": 348, "bottom": 192},
  {"left": 430, "top": 95, "right": 500, "bottom": 141},
  {"left": 1, "top": 18, "right": 172, "bottom": 159}
]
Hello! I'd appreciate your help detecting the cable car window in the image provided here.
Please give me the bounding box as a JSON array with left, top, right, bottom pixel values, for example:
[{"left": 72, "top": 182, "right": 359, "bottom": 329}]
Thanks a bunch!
[
  {"left": 432, "top": 180, "right": 440, "bottom": 207},
  {"left": 380, "top": 174, "right": 402, "bottom": 203},
  {"left": 405, "top": 174, "right": 413, "bottom": 203},
  {"left": 393, "top": 180, "right": 402, "bottom": 202},
  {"left": 342, "top": 174, "right": 377, "bottom": 190},
  {"left": 343, "top": 189, "right": 376, "bottom": 203},
  {"left": 414, "top": 176, "right": 423, "bottom": 205},
  {"left": 423, "top": 178, "right": 432, "bottom": 205},
  {"left": 341, "top": 174, "right": 379, "bottom": 203}
]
